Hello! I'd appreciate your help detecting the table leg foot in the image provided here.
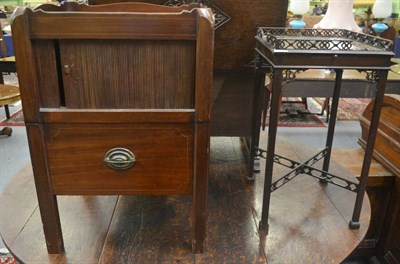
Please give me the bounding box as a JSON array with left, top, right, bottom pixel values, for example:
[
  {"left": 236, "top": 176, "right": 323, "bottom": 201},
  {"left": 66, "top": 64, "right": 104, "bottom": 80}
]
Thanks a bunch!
[
  {"left": 259, "top": 220, "right": 269, "bottom": 235},
  {"left": 0, "top": 127, "right": 12, "bottom": 137},
  {"left": 349, "top": 220, "right": 360, "bottom": 229},
  {"left": 253, "top": 158, "right": 260, "bottom": 173},
  {"left": 247, "top": 158, "right": 259, "bottom": 181},
  {"left": 246, "top": 174, "right": 255, "bottom": 182},
  {"left": 319, "top": 179, "right": 328, "bottom": 184}
]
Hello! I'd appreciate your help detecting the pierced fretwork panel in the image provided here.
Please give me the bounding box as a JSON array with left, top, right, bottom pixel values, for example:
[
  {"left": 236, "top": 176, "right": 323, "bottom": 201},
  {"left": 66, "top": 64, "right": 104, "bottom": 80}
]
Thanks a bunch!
[{"left": 163, "top": 0, "right": 231, "bottom": 29}]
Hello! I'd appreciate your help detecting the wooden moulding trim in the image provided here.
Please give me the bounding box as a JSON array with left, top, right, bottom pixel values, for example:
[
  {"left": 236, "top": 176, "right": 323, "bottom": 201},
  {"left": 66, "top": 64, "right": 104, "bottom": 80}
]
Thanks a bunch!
[
  {"left": 27, "top": 13, "right": 197, "bottom": 40},
  {"left": 359, "top": 116, "right": 399, "bottom": 149},
  {"left": 194, "top": 8, "right": 214, "bottom": 122},
  {"left": 11, "top": 12, "right": 41, "bottom": 123},
  {"left": 52, "top": 188, "right": 192, "bottom": 196},
  {"left": 358, "top": 137, "right": 400, "bottom": 178},
  {"left": 35, "top": 2, "right": 201, "bottom": 13},
  {"left": 255, "top": 45, "right": 393, "bottom": 70},
  {"left": 40, "top": 109, "right": 195, "bottom": 123},
  {"left": 383, "top": 251, "right": 400, "bottom": 264}
]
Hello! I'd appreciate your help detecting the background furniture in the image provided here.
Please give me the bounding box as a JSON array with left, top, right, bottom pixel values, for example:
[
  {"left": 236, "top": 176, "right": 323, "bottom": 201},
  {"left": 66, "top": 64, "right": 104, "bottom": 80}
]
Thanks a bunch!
[
  {"left": 354, "top": 97, "right": 399, "bottom": 263},
  {"left": 359, "top": 94, "right": 399, "bottom": 177},
  {"left": 395, "top": 36, "right": 400, "bottom": 58},
  {"left": 262, "top": 68, "right": 400, "bottom": 125},
  {"left": 0, "top": 84, "right": 19, "bottom": 119},
  {"left": 0, "top": 10, "right": 19, "bottom": 137},
  {"left": 0, "top": 82, "right": 19, "bottom": 136},
  {"left": 1, "top": 0, "right": 48, "bottom": 7},
  {"left": 0, "top": 34, "right": 13, "bottom": 58},
  {"left": 89, "top": 0, "right": 289, "bottom": 138},
  {"left": 334, "top": 94, "right": 400, "bottom": 263},
  {"left": 332, "top": 148, "right": 397, "bottom": 263},
  {"left": 11, "top": 2, "right": 214, "bottom": 253}
]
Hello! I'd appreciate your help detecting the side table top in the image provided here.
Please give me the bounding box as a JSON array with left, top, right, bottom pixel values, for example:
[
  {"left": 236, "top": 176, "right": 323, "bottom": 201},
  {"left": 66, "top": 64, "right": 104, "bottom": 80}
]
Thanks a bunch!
[
  {"left": 255, "top": 28, "right": 394, "bottom": 69},
  {"left": 292, "top": 69, "right": 400, "bottom": 81}
]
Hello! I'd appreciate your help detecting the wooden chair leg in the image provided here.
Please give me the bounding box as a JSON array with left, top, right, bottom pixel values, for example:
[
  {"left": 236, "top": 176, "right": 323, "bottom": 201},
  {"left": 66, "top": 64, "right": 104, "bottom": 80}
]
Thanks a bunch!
[
  {"left": 4, "top": 104, "right": 10, "bottom": 119},
  {"left": 262, "top": 83, "right": 284, "bottom": 131},
  {"left": 26, "top": 126, "right": 65, "bottom": 254},
  {"left": 302, "top": 97, "right": 308, "bottom": 110},
  {"left": 36, "top": 194, "right": 65, "bottom": 254},
  {"left": 192, "top": 123, "right": 209, "bottom": 253},
  {"left": 323, "top": 98, "right": 331, "bottom": 122},
  {"left": 262, "top": 88, "right": 271, "bottom": 131}
]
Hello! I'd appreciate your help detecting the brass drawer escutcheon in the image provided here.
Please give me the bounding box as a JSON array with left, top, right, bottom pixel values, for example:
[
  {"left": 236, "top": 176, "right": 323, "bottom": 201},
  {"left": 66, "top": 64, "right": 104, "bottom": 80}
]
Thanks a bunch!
[{"left": 104, "top": 148, "right": 136, "bottom": 171}]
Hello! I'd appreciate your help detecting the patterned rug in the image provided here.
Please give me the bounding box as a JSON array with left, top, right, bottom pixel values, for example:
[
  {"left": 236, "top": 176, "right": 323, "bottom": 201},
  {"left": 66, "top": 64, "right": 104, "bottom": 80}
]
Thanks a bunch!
[
  {"left": 311, "top": 97, "right": 372, "bottom": 120},
  {"left": 0, "top": 248, "right": 19, "bottom": 264},
  {"left": 2, "top": 73, "right": 19, "bottom": 86},
  {"left": 0, "top": 255, "right": 18, "bottom": 264},
  {"left": 0, "top": 109, "right": 24, "bottom": 126},
  {"left": 264, "top": 98, "right": 326, "bottom": 127}
]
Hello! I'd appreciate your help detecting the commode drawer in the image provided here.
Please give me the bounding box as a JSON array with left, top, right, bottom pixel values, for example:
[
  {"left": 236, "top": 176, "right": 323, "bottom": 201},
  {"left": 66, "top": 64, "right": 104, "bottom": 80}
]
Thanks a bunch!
[{"left": 44, "top": 123, "right": 194, "bottom": 195}]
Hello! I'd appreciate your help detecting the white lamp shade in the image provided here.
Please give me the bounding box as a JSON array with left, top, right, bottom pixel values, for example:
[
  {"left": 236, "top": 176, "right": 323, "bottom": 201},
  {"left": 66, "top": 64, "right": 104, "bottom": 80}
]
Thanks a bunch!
[
  {"left": 372, "top": 0, "right": 392, "bottom": 18},
  {"left": 314, "top": 0, "right": 362, "bottom": 32},
  {"left": 289, "top": 0, "right": 310, "bottom": 15}
]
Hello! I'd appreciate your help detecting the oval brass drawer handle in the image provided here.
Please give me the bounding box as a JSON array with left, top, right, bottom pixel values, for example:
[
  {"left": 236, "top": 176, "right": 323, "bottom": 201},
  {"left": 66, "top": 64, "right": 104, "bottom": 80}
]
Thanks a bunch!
[{"left": 104, "top": 148, "right": 136, "bottom": 171}]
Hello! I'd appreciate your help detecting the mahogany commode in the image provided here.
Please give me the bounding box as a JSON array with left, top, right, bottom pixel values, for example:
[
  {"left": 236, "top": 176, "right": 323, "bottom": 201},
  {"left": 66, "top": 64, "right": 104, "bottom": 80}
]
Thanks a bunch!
[{"left": 11, "top": 2, "right": 214, "bottom": 253}]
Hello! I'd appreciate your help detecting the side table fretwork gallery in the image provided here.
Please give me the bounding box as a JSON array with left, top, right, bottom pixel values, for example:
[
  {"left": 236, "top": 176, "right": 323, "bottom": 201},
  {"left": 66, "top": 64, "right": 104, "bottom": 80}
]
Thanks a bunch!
[{"left": 249, "top": 28, "right": 394, "bottom": 232}]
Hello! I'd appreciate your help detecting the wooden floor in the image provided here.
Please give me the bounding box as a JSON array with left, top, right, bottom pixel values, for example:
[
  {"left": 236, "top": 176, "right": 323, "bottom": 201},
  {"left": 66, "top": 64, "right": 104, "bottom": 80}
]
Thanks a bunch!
[{"left": 0, "top": 136, "right": 370, "bottom": 263}]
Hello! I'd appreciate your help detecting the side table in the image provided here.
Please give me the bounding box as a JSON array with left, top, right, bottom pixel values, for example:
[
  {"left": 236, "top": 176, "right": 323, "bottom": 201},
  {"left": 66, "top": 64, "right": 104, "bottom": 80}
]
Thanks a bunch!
[{"left": 249, "top": 28, "right": 394, "bottom": 233}]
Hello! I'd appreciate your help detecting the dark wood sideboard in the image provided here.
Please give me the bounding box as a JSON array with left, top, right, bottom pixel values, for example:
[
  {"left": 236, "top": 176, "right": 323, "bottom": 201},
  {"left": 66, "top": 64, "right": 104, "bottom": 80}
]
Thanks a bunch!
[
  {"left": 89, "top": 0, "right": 289, "bottom": 137},
  {"left": 375, "top": 175, "right": 400, "bottom": 263},
  {"left": 341, "top": 95, "right": 400, "bottom": 263},
  {"left": 367, "top": 173, "right": 400, "bottom": 264},
  {"left": 354, "top": 95, "right": 400, "bottom": 263}
]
